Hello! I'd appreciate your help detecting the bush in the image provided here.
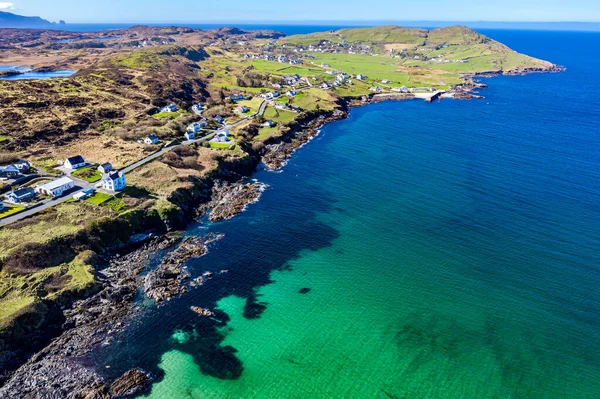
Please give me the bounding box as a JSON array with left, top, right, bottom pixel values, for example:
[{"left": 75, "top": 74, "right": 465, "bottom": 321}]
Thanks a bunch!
[{"left": 2, "top": 240, "right": 76, "bottom": 275}]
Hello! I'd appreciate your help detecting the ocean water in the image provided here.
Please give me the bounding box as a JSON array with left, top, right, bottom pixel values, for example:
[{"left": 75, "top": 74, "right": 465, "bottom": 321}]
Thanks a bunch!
[{"left": 91, "top": 30, "right": 600, "bottom": 398}]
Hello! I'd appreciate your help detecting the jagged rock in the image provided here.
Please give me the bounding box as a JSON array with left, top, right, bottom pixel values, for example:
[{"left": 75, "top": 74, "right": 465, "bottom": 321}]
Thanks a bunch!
[
  {"left": 110, "top": 368, "right": 149, "bottom": 397},
  {"left": 207, "top": 181, "right": 264, "bottom": 222}
]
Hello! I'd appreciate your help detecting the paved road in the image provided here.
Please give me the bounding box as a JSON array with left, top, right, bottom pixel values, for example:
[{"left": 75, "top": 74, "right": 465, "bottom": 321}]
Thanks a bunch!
[{"left": 1, "top": 101, "right": 266, "bottom": 227}]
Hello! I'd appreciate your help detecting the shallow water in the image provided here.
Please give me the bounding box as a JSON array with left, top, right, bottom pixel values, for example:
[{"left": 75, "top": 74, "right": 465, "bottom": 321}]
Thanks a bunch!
[{"left": 91, "top": 29, "right": 600, "bottom": 398}]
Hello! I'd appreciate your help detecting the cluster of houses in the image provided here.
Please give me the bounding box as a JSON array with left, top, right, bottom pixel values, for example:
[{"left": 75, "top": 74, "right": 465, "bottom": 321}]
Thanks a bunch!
[
  {"left": 0, "top": 160, "right": 30, "bottom": 180},
  {"left": 242, "top": 53, "right": 304, "bottom": 65},
  {"left": 4, "top": 176, "right": 76, "bottom": 204}
]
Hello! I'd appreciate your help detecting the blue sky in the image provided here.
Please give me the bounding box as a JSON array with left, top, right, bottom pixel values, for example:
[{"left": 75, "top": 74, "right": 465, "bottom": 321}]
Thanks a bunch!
[{"left": 0, "top": 0, "right": 599, "bottom": 23}]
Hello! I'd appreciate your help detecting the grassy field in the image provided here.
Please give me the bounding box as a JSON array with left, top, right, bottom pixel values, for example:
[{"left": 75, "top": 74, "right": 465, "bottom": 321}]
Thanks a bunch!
[
  {"left": 72, "top": 166, "right": 102, "bottom": 182},
  {"left": 263, "top": 107, "right": 297, "bottom": 123},
  {"left": 236, "top": 97, "right": 264, "bottom": 114},
  {"left": 0, "top": 202, "right": 113, "bottom": 257},
  {"left": 112, "top": 49, "right": 166, "bottom": 70},
  {"left": 0, "top": 205, "right": 24, "bottom": 220},
  {"left": 254, "top": 127, "right": 282, "bottom": 142},
  {"left": 0, "top": 250, "right": 96, "bottom": 330},
  {"left": 85, "top": 192, "right": 112, "bottom": 204}
]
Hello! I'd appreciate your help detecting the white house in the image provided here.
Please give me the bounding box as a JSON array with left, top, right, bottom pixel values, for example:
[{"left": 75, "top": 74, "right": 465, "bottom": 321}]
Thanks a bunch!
[
  {"left": 160, "top": 104, "right": 178, "bottom": 113},
  {"left": 213, "top": 131, "right": 231, "bottom": 143},
  {"left": 64, "top": 155, "right": 86, "bottom": 170},
  {"left": 144, "top": 135, "right": 159, "bottom": 145},
  {"left": 184, "top": 131, "right": 196, "bottom": 140},
  {"left": 98, "top": 163, "right": 113, "bottom": 174},
  {"left": 35, "top": 177, "right": 75, "bottom": 198},
  {"left": 286, "top": 90, "right": 298, "bottom": 97},
  {"left": 102, "top": 170, "right": 127, "bottom": 192},
  {"left": 214, "top": 115, "right": 225, "bottom": 124},
  {"left": 236, "top": 106, "right": 250, "bottom": 114},
  {"left": 262, "top": 120, "right": 276, "bottom": 127},
  {"left": 356, "top": 74, "right": 366, "bottom": 81},
  {"left": 336, "top": 74, "right": 347, "bottom": 82}
]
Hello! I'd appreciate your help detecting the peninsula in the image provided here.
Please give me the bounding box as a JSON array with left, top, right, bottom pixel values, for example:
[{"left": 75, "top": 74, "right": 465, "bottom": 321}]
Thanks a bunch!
[{"left": 0, "top": 24, "right": 562, "bottom": 397}]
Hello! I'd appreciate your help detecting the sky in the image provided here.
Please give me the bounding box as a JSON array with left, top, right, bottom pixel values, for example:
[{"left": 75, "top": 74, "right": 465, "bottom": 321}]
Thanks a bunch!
[{"left": 0, "top": 0, "right": 599, "bottom": 23}]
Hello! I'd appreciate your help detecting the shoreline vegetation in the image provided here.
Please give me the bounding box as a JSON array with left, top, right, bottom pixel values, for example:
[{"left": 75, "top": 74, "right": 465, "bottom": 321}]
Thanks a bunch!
[{"left": 0, "top": 23, "right": 563, "bottom": 397}]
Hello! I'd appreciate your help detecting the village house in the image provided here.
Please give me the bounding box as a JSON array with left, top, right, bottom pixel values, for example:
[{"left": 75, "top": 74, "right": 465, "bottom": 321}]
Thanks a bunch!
[
  {"left": 381, "top": 80, "right": 391, "bottom": 84},
  {"left": 13, "top": 160, "right": 30, "bottom": 173},
  {"left": 320, "top": 82, "right": 332, "bottom": 89},
  {"left": 35, "top": 177, "right": 75, "bottom": 198},
  {"left": 97, "top": 163, "right": 113, "bottom": 174},
  {"left": 160, "top": 104, "right": 178, "bottom": 113},
  {"left": 214, "top": 115, "right": 225, "bottom": 124},
  {"left": 0, "top": 165, "right": 20, "bottom": 179},
  {"left": 64, "top": 155, "right": 86, "bottom": 170},
  {"left": 337, "top": 73, "right": 347, "bottom": 83},
  {"left": 286, "top": 90, "right": 298, "bottom": 97},
  {"left": 369, "top": 86, "right": 383, "bottom": 93},
  {"left": 184, "top": 131, "right": 196, "bottom": 140},
  {"left": 191, "top": 104, "right": 204, "bottom": 112},
  {"left": 5, "top": 187, "right": 36, "bottom": 204},
  {"left": 227, "top": 94, "right": 246, "bottom": 102},
  {"left": 102, "top": 170, "right": 127, "bottom": 192},
  {"left": 187, "top": 120, "right": 207, "bottom": 133},
  {"left": 73, "top": 188, "right": 94, "bottom": 201},
  {"left": 263, "top": 120, "right": 276, "bottom": 127},
  {"left": 236, "top": 106, "right": 250, "bottom": 114},
  {"left": 274, "top": 101, "right": 288, "bottom": 110},
  {"left": 144, "top": 135, "right": 160, "bottom": 145},
  {"left": 214, "top": 131, "right": 230, "bottom": 143},
  {"left": 356, "top": 74, "right": 366, "bottom": 81}
]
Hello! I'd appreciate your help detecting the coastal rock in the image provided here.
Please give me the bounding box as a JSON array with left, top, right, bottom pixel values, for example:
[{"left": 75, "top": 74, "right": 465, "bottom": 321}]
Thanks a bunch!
[
  {"left": 207, "top": 181, "right": 264, "bottom": 222},
  {"left": 110, "top": 368, "right": 149, "bottom": 397},
  {"left": 144, "top": 235, "right": 213, "bottom": 303},
  {"left": 0, "top": 236, "right": 177, "bottom": 399}
]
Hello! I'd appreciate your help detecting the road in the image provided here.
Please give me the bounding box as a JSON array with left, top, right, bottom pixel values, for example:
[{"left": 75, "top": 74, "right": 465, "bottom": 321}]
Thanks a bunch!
[{"left": 1, "top": 101, "right": 266, "bottom": 227}]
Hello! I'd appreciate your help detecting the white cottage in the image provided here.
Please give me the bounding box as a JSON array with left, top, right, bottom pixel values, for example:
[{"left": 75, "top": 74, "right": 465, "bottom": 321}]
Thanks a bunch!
[
  {"left": 35, "top": 177, "right": 75, "bottom": 198},
  {"left": 64, "top": 155, "right": 86, "bottom": 170}
]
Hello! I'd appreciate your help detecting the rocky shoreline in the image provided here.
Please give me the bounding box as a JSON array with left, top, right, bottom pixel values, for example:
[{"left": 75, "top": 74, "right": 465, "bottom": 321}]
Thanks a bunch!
[{"left": 0, "top": 65, "right": 563, "bottom": 398}]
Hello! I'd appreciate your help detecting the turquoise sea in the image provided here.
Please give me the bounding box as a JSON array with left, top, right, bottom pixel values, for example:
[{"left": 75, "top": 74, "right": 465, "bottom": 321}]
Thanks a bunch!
[{"left": 93, "top": 29, "right": 600, "bottom": 398}]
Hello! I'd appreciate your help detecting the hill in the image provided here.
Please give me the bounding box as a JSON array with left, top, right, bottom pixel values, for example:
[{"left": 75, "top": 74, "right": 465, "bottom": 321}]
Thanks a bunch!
[
  {"left": 0, "top": 11, "right": 63, "bottom": 28},
  {"left": 282, "top": 25, "right": 553, "bottom": 73}
]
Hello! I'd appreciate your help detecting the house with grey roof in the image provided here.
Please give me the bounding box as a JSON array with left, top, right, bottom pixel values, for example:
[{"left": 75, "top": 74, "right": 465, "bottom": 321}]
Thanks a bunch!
[{"left": 35, "top": 177, "right": 75, "bottom": 198}]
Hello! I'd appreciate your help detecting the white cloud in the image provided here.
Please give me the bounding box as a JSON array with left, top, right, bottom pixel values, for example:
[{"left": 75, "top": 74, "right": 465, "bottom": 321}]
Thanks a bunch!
[{"left": 0, "top": 2, "right": 15, "bottom": 10}]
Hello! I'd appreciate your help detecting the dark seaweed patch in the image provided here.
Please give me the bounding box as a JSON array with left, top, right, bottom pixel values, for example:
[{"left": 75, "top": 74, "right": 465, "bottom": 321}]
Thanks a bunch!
[
  {"left": 243, "top": 294, "right": 268, "bottom": 319},
  {"left": 299, "top": 288, "right": 311, "bottom": 294}
]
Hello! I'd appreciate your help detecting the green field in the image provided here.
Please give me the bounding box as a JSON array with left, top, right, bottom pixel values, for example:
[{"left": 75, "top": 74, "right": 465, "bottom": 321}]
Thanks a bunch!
[
  {"left": 85, "top": 192, "right": 112, "bottom": 205},
  {"left": 263, "top": 107, "right": 297, "bottom": 123},
  {"left": 72, "top": 166, "right": 102, "bottom": 183},
  {"left": 0, "top": 205, "right": 24, "bottom": 220}
]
